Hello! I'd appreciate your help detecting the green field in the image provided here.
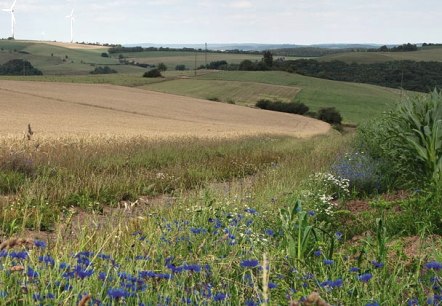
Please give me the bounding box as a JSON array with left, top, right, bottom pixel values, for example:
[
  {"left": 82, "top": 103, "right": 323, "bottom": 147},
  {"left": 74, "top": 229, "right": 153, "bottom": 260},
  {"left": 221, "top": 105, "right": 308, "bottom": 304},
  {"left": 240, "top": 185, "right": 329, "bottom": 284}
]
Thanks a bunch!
[
  {"left": 120, "top": 50, "right": 297, "bottom": 70},
  {"left": 319, "top": 46, "right": 442, "bottom": 63},
  {"left": 141, "top": 71, "right": 401, "bottom": 124}
]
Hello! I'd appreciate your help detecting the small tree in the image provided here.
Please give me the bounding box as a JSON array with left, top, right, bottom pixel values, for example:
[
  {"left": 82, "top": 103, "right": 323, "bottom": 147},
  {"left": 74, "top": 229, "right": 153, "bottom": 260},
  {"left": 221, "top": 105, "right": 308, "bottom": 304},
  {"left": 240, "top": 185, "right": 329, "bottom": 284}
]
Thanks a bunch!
[
  {"left": 175, "top": 64, "right": 186, "bottom": 71},
  {"left": 263, "top": 51, "right": 273, "bottom": 67},
  {"left": 157, "top": 62, "right": 167, "bottom": 72},
  {"left": 101, "top": 52, "right": 109, "bottom": 58},
  {"left": 317, "top": 107, "right": 343, "bottom": 125},
  {"left": 143, "top": 69, "right": 162, "bottom": 78}
]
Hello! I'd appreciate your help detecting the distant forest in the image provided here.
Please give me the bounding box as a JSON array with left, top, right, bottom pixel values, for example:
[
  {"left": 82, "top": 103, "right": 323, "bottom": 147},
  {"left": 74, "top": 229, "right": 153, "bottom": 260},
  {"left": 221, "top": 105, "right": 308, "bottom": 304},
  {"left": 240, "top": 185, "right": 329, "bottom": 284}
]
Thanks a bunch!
[{"left": 277, "top": 59, "right": 442, "bottom": 92}]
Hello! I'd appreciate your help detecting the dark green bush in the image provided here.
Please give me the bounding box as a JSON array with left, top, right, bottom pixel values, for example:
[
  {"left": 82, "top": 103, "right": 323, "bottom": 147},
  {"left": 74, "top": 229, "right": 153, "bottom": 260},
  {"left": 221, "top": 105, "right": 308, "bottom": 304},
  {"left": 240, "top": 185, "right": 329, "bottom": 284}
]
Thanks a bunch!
[
  {"left": 317, "top": 107, "right": 343, "bottom": 125},
  {"left": 143, "top": 69, "right": 162, "bottom": 78},
  {"left": 0, "top": 59, "right": 42, "bottom": 75},
  {"left": 175, "top": 64, "right": 186, "bottom": 71},
  {"left": 90, "top": 66, "right": 117, "bottom": 74},
  {"left": 255, "top": 99, "right": 309, "bottom": 115}
]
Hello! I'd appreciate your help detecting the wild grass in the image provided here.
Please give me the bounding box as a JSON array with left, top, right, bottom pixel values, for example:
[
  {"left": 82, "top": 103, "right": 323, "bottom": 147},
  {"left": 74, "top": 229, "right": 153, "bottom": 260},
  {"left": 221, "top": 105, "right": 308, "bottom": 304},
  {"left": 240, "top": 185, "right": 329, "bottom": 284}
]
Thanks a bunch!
[{"left": 1, "top": 131, "right": 441, "bottom": 305}]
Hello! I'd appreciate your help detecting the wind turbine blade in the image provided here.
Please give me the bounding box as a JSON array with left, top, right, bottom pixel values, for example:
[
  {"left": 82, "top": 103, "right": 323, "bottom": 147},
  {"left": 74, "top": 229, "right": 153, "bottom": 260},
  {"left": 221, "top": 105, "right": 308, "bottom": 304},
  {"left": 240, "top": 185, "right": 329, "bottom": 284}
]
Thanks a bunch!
[
  {"left": 11, "top": 0, "right": 17, "bottom": 9},
  {"left": 3, "top": 9, "right": 12, "bottom": 12}
]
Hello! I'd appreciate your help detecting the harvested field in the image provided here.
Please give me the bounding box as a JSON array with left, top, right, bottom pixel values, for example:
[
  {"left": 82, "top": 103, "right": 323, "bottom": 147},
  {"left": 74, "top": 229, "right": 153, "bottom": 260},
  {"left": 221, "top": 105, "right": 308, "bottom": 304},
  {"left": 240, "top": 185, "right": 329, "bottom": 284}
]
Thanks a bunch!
[{"left": 0, "top": 80, "right": 329, "bottom": 138}]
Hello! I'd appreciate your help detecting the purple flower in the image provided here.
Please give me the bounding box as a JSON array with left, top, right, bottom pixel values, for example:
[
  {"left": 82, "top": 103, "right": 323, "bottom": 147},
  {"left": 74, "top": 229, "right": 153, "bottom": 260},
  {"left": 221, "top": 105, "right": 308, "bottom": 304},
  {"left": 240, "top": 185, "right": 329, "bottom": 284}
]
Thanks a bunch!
[
  {"left": 407, "top": 297, "right": 419, "bottom": 305},
  {"left": 358, "top": 273, "right": 373, "bottom": 283},
  {"left": 244, "top": 208, "right": 257, "bottom": 214},
  {"left": 265, "top": 229, "right": 275, "bottom": 237},
  {"left": 349, "top": 267, "right": 360, "bottom": 273},
  {"left": 107, "top": 288, "right": 130, "bottom": 299},
  {"left": 27, "top": 267, "right": 39, "bottom": 278},
  {"left": 34, "top": 240, "right": 47, "bottom": 249},
  {"left": 426, "top": 261, "right": 442, "bottom": 271},
  {"left": 9, "top": 251, "right": 28, "bottom": 260},
  {"left": 335, "top": 232, "right": 343, "bottom": 240},
  {"left": 241, "top": 259, "right": 259, "bottom": 268},
  {"left": 213, "top": 293, "right": 227, "bottom": 301},
  {"left": 314, "top": 250, "right": 322, "bottom": 257},
  {"left": 323, "top": 259, "right": 334, "bottom": 265},
  {"left": 183, "top": 264, "right": 202, "bottom": 273},
  {"left": 268, "top": 282, "right": 277, "bottom": 289},
  {"left": 371, "top": 260, "right": 384, "bottom": 269},
  {"left": 39, "top": 255, "right": 55, "bottom": 266}
]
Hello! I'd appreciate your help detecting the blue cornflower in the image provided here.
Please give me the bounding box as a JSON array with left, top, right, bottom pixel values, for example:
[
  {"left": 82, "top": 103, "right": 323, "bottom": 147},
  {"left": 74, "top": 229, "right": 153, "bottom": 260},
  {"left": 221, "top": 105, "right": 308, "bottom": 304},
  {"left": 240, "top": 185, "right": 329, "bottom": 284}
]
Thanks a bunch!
[
  {"left": 34, "top": 240, "right": 47, "bottom": 249},
  {"left": 265, "top": 229, "right": 275, "bottom": 236},
  {"left": 241, "top": 259, "right": 259, "bottom": 268},
  {"left": 245, "top": 300, "right": 259, "bottom": 306},
  {"left": 426, "top": 261, "right": 442, "bottom": 271},
  {"left": 33, "top": 293, "right": 42, "bottom": 301},
  {"left": 371, "top": 260, "right": 384, "bottom": 269},
  {"left": 268, "top": 282, "right": 277, "bottom": 289},
  {"left": 27, "top": 267, "right": 39, "bottom": 278},
  {"left": 365, "top": 301, "right": 380, "bottom": 306},
  {"left": 59, "top": 262, "right": 70, "bottom": 270},
  {"left": 99, "top": 272, "right": 107, "bottom": 281},
  {"left": 323, "top": 259, "right": 334, "bottom": 265},
  {"left": 407, "top": 297, "right": 419, "bottom": 305},
  {"left": 39, "top": 255, "right": 55, "bottom": 266},
  {"left": 308, "top": 210, "right": 316, "bottom": 216},
  {"left": 314, "top": 250, "right": 322, "bottom": 257},
  {"left": 358, "top": 273, "right": 373, "bottom": 283},
  {"left": 183, "top": 264, "right": 202, "bottom": 273},
  {"left": 0, "top": 250, "right": 7, "bottom": 258},
  {"left": 244, "top": 208, "right": 257, "bottom": 214},
  {"left": 97, "top": 253, "right": 111, "bottom": 260},
  {"left": 9, "top": 251, "right": 28, "bottom": 260},
  {"left": 191, "top": 227, "right": 207, "bottom": 234},
  {"left": 74, "top": 266, "right": 94, "bottom": 279},
  {"left": 349, "top": 267, "right": 360, "bottom": 273},
  {"left": 335, "top": 232, "right": 343, "bottom": 240},
  {"left": 107, "top": 288, "right": 130, "bottom": 299},
  {"left": 213, "top": 293, "right": 227, "bottom": 301},
  {"left": 135, "top": 255, "right": 150, "bottom": 261}
]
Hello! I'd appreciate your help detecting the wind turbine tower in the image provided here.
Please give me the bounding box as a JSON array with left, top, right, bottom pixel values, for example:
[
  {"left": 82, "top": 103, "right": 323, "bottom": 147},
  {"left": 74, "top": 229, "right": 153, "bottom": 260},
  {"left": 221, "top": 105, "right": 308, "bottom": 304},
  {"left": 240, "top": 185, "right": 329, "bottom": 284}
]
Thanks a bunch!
[
  {"left": 66, "top": 9, "right": 75, "bottom": 43},
  {"left": 2, "top": 0, "right": 17, "bottom": 39}
]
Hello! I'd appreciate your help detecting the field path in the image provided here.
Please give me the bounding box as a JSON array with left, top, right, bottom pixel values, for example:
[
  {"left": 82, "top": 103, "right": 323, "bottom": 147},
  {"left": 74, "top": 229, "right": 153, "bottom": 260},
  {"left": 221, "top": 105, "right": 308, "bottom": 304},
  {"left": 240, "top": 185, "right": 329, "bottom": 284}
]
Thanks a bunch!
[{"left": 0, "top": 80, "right": 329, "bottom": 138}]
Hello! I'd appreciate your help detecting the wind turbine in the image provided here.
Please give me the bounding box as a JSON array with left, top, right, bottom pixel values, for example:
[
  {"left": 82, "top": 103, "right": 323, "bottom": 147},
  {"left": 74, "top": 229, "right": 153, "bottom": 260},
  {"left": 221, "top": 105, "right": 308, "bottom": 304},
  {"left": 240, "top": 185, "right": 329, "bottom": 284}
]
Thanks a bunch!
[
  {"left": 2, "top": 0, "right": 17, "bottom": 39},
  {"left": 66, "top": 9, "right": 75, "bottom": 43}
]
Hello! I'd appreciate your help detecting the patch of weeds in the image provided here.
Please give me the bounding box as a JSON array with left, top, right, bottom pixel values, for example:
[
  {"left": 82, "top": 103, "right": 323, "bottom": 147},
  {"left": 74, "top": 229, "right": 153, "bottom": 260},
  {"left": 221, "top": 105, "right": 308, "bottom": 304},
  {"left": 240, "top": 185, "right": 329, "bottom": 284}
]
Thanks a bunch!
[{"left": 0, "top": 171, "right": 26, "bottom": 194}]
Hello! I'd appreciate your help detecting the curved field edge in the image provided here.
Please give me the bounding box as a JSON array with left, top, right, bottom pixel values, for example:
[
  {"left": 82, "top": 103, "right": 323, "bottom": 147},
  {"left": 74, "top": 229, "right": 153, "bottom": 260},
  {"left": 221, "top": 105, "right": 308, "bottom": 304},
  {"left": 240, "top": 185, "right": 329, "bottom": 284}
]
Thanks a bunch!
[{"left": 0, "top": 80, "right": 329, "bottom": 138}]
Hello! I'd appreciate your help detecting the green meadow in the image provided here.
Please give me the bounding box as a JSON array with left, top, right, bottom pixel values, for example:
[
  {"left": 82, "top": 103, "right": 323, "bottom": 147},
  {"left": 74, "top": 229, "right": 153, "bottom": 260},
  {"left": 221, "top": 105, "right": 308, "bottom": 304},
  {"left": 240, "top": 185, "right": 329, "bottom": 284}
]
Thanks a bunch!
[{"left": 319, "top": 46, "right": 442, "bottom": 64}]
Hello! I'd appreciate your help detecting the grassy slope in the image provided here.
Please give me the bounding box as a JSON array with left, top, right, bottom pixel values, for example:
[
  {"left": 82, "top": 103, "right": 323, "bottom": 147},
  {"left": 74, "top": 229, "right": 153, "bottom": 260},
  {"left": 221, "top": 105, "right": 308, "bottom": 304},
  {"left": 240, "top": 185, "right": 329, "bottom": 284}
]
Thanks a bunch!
[
  {"left": 144, "top": 71, "right": 401, "bottom": 124},
  {"left": 142, "top": 79, "right": 301, "bottom": 105},
  {"left": 0, "top": 40, "right": 144, "bottom": 75},
  {"left": 319, "top": 47, "right": 442, "bottom": 64}
]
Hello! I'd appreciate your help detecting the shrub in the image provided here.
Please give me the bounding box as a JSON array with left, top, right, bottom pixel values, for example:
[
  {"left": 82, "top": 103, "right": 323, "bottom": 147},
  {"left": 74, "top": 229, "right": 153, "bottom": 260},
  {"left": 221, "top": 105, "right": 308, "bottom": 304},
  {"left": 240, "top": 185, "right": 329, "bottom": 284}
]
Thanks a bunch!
[
  {"left": 317, "top": 107, "right": 343, "bottom": 125},
  {"left": 101, "top": 52, "right": 109, "bottom": 57},
  {"left": 175, "top": 64, "right": 186, "bottom": 71},
  {"left": 157, "top": 62, "right": 167, "bottom": 72},
  {"left": 143, "top": 69, "right": 162, "bottom": 78},
  {"left": 90, "top": 66, "right": 117, "bottom": 74},
  {"left": 255, "top": 99, "right": 309, "bottom": 115},
  {"left": 0, "top": 59, "right": 42, "bottom": 75}
]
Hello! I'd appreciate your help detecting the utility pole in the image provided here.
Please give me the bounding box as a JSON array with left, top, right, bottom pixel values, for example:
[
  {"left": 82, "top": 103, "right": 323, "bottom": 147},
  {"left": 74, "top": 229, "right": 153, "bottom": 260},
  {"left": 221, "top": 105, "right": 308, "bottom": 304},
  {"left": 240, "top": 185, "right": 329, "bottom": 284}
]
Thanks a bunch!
[
  {"left": 194, "top": 51, "right": 197, "bottom": 77},
  {"left": 205, "top": 43, "right": 208, "bottom": 69}
]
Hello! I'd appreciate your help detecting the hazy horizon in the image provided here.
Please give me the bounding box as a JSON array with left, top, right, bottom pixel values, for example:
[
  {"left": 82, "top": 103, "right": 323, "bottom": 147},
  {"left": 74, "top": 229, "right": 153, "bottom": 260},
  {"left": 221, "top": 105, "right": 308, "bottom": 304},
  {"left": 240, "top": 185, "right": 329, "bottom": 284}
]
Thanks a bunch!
[{"left": 0, "top": 0, "right": 441, "bottom": 45}]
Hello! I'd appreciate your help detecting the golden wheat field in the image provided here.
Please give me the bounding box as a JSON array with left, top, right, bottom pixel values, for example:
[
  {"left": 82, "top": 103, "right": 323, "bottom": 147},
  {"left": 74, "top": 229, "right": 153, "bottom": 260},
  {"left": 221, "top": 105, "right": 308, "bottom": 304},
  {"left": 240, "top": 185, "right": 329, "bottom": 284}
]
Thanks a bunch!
[{"left": 0, "top": 80, "right": 330, "bottom": 139}]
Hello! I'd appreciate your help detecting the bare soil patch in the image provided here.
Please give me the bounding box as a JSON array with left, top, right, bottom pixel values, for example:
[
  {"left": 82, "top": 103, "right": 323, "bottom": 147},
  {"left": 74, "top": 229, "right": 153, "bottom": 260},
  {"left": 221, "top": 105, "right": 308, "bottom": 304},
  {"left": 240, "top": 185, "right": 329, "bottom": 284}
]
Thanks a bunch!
[{"left": 0, "top": 80, "right": 330, "bottom": 139}]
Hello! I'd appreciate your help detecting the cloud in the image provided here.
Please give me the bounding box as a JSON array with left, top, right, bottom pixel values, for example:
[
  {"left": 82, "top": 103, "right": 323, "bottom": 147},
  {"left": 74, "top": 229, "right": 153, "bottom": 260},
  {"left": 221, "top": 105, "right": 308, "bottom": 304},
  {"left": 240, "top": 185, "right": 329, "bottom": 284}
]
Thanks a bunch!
[{"left": 228, "top": 1, "right": 253, "bottom": 9}]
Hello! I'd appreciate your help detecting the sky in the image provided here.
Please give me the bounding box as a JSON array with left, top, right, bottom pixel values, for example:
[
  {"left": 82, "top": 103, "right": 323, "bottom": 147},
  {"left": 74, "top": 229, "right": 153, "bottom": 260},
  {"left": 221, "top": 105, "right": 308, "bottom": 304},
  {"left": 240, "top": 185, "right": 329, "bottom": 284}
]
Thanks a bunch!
[{"left": 0, "top": 0, "right": 441, "bottom": 45}]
